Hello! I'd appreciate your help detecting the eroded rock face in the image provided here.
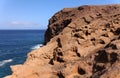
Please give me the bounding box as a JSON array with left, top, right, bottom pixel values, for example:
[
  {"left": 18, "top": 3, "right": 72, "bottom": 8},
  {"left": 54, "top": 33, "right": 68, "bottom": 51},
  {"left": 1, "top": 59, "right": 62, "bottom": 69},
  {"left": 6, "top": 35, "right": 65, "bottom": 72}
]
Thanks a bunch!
[{"left": 6, "top": 4, "right": 120, "bottom": 78}]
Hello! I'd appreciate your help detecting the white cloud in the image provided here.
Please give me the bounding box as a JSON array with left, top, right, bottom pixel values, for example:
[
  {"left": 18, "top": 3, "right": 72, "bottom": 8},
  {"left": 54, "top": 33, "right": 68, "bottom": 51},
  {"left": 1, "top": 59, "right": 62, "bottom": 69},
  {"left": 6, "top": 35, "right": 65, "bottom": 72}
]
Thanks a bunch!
[{"left": 10, "top": 21, "right": 38, "bottom": 26}]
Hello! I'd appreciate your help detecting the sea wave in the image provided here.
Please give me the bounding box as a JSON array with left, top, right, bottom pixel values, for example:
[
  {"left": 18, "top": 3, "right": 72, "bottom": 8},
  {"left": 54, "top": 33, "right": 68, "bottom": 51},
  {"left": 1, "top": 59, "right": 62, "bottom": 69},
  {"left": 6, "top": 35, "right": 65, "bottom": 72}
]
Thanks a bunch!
[
  {"left": 31, "top": 44, "right": 43, "bottom": 50},
  {"left": 0, "top": 59, "right": 13, "bottom": 67}
]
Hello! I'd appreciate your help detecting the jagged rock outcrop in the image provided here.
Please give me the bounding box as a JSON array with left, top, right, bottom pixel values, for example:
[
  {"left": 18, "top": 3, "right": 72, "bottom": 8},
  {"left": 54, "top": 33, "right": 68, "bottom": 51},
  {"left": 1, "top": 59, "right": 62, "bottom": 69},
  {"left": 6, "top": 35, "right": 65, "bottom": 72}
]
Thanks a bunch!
[{"left": 6, "top": 4, "right": 120, "bottom": 78}]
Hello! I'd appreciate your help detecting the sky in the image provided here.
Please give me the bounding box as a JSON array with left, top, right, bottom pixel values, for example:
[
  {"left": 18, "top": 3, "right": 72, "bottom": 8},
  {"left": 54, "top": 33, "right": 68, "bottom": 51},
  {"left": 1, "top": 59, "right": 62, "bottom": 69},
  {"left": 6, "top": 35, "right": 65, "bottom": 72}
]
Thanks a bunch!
[{"left": 0, "top": 0, "right": 120, "bottom": 30}]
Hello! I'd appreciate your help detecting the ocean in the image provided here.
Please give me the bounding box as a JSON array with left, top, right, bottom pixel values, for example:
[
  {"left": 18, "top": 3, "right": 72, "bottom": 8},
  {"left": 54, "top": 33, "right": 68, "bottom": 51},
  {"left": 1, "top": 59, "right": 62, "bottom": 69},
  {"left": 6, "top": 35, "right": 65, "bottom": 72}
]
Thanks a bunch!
[{"left": 0, "top": 30, "right": 45, "bottom": 78}]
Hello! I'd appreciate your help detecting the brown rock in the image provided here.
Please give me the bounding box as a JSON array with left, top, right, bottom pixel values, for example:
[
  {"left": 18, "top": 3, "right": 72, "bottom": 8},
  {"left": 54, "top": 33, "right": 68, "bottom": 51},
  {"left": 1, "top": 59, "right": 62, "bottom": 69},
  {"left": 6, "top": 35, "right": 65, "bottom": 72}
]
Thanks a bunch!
[{"left": 5, "top": 4, "right": 120, "bottom": 78}]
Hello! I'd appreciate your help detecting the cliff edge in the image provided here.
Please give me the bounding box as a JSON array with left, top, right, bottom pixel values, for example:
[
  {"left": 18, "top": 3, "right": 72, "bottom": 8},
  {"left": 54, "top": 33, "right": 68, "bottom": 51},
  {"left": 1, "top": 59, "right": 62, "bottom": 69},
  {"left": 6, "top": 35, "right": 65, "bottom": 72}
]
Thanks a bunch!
[{"left": 6, "top": 4, "right": 120, "bottom": 78}]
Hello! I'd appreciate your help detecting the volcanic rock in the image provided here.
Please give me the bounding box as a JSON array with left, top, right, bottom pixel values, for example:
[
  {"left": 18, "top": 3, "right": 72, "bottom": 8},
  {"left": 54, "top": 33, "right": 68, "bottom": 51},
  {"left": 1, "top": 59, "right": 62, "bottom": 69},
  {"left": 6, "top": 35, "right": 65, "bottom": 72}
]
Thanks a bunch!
[{"left": 6, "top": 4, "right": 120, "bottom": 78}]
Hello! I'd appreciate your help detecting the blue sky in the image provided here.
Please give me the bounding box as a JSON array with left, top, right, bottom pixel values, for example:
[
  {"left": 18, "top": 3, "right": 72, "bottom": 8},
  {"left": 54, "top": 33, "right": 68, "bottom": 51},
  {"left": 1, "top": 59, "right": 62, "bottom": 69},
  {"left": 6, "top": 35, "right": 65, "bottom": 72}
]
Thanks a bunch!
[{"left": 0, "top": 0, "right": 120, "bottom": 30}]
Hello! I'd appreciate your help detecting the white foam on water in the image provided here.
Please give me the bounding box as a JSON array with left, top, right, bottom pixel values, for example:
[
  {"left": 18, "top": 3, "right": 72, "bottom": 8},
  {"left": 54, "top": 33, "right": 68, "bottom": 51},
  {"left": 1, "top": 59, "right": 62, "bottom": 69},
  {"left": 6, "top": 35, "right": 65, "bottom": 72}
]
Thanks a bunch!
[
  {"left": 31, "top": 44, "right": 43, "bottom": 50},
  {"left": 0, "top": 59, "right": 13, "bottom": 67}
]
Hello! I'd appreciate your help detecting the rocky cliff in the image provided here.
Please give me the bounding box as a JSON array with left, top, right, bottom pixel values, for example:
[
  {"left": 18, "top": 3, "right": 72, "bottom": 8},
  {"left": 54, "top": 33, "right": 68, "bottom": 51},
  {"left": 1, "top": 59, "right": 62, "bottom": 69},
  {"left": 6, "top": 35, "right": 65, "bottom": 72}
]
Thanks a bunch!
[{"left": 6, "top": 4, "right": 120, "bottom": 78}]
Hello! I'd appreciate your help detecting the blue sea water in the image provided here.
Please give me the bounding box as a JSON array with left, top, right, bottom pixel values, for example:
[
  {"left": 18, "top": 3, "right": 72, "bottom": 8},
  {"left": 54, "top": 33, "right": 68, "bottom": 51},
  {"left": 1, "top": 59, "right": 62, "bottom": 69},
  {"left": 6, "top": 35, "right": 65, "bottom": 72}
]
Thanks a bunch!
[{"left": 0, "top": 30, "right": 45, "bottom": 78}]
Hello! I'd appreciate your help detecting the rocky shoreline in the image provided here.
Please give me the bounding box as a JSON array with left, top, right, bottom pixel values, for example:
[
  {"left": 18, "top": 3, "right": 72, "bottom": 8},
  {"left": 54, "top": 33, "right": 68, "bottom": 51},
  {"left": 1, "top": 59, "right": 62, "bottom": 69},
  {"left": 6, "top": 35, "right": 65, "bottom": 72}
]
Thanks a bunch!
[{"left": 6, "top": 4, "right": 120, "bottom": 78}]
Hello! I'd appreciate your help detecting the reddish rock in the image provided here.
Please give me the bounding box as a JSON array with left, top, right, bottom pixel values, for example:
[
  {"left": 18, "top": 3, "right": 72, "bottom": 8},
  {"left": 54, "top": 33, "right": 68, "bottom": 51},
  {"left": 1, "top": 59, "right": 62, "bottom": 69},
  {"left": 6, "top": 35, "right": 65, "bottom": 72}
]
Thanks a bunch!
[{"left": 6, "top": 4, "right": 120, "bottom": 78}]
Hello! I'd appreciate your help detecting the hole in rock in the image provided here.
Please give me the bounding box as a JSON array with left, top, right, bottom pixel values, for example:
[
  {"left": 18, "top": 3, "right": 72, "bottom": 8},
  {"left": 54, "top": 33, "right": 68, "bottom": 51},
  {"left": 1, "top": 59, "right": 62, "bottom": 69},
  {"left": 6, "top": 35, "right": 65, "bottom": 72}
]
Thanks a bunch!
[
  {"left": 114, "top": 28, "right": 120, "bottom": 35},
  {"left": 93, "top": 64, "right": 105, "bottom": 73},
  {"left": 57, "top": 38, "right": 62, "bottom": 48},
  {"left": 101, "top": 34, "right": 109, "bottom": 37},
  {"left": 57, "top": 57, "right": 64, "bottom": 62},
  {"left": 105, "top": 23, "right": 110, "bottom": 28},
  {"left": 111, "top": 44, "right": 117, "bottom": 49},
  {"left": 57, "top": 72, "right": 65, "bottom": 78},
  {"left": 78, "top": 67, "right": 86, "bottom": 75},
  {"left": 85, "top": 31, "right": 90, "bottom": 36},
  {"left": 58, "top": 52, "right": 63, "bottom": 56},
  {"left": 110, "top": 52, "right": 118, "bottom": 64},
  {"left": 99, "top": 40, "right": 105, "bottom": 44},
  {"left": 91, "top": 38, "right": 95, "bottom": 41},
  {"left": 105, "top": 43, "right": 117, "bottom": 49},
  {"left": 49, "top": 59, "right": 54, "bottom": 65},
  {"left": 95, "top": 50, "right": 108, "bottom": 63},
  {"left": 76, "top": 52, "right": 81, "bottom": 57}
]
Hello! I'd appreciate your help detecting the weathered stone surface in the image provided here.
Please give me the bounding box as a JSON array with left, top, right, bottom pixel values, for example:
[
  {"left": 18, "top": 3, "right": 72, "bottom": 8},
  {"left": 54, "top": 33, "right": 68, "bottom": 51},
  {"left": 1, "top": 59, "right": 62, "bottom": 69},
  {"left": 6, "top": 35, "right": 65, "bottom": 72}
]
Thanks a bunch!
[{"left": 6, "top": 4, "right": 120, "bottom": 78}]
